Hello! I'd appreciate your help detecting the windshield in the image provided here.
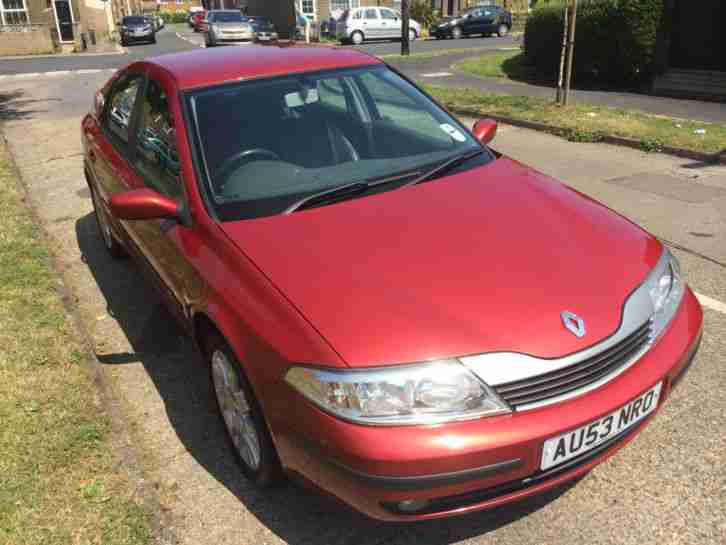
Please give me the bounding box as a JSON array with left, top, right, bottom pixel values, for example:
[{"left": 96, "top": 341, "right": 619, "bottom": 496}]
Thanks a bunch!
[
  {"left": 187, "top": 65, "right": 491, "bottom": 220},
  {"left": 209, "top": 11, "right": 244, "bottom": 23},
  {"left": 123, "top": 16, "right": 147, "bottom": 25}
]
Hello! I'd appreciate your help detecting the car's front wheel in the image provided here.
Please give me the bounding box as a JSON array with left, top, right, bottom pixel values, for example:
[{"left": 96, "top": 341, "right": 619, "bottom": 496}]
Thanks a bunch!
[
  {"left": 497, "top": 23, "right": 510, "bottom": 37},
  {"left": 351, "top": 30, "right": 364, "bottom": 45},
  {"left": 207, "top": 333, "right": 283, "bottom": 486},
  {"left": 452, "top": 26, "right": 463, "bottom": 39},
  {"left": 408, "top": 28, "right": 417, "bottom": 42},
  {"left": 90, "top": 185, "right": 125, "bottom": 258}
]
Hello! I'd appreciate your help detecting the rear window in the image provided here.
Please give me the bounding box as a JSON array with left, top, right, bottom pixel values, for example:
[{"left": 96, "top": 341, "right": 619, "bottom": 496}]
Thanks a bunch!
[
  {"left": 209, "top": 11, "right": 244, "bottom": 23},
  {"left": 123, "top": 16, "right": 147, "bottom": 25}
]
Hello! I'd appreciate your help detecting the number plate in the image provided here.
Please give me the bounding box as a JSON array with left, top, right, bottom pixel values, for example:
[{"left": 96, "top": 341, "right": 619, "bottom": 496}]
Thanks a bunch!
[{"left": 541, "top": 382, "right": 662, "bottom": 471}]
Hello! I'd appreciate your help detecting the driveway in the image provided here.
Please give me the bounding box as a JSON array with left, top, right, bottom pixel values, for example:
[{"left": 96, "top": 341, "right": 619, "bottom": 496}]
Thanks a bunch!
[{"left": 1, "top": 72, "right": 725, "bottom": 545}]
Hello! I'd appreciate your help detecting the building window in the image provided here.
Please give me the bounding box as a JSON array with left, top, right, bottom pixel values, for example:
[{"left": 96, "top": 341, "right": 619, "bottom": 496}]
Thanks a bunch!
[
  {"left": 300, "top": 0, "right": 315, "bottom": 19},
  {"left": 0, "top": 0, "right": 29, "bottom": 25},
  {"left": 330, "top": 0, "right": 360, "bottom": 12}
]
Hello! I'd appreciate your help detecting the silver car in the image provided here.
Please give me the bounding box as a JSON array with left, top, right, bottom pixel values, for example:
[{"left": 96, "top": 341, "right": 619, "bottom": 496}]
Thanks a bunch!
[
  {"left": 336, "top": 6, "right": 421, "bottom": 45},
  {"left": 205, "top": 10, "right": 255, "bottom": 47}
]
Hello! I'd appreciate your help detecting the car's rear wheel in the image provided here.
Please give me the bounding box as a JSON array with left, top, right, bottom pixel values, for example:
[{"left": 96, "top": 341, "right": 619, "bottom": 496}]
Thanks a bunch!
[
  {"left": 90, "top": 185, "right": 125, "bottom": 258},
  {"left": 351, "top": 30, "right": 364, "bottom": 45},
  {"left": 206, "top": 333, "right": 283, "bottom": 486},
  {"left": 452, "top": 26, "right": 463, "bottom": 39},
  {"left": 497, "top": 23, "right": 509, "bottom": 37}
]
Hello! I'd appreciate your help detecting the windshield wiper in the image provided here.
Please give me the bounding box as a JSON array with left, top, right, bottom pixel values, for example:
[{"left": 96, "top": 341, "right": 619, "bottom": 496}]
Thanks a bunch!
[
  {"left": 284, "top": 171, "right": 421, "bottom": 214},
  {"left": 403, "top": 149, "right": 484, "bottom": 188}
]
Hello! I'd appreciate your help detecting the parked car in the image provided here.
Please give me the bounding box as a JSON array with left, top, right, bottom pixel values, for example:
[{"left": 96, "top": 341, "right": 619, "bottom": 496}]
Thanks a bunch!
[
  {"left": 204, "top": 10, "right": 255, "bottom": 47},
  {"left": 430, "top": 5, "right": 512, "bottom": 39},
  {"left": 336, "top": 6, "right": 421, "bottom": 44},
  {"left": 82, "top": 45, "right": 702, "bottom": 522},
  {"left": 188, "top": 7, "right": 204, "bottom": 27},
  {"left": 247, "top": 16, "right": 278, "bottom": 43},
  {"left": 118, "top": 15, "right": 156, "bottom": 46},
  {"left": 191, "top": 10, "right": 207, "bottom": 32}
]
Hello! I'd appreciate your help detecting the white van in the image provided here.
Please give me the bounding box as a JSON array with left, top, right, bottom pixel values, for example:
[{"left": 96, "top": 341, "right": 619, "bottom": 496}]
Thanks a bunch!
[{"left": 336, "top": 7, "right": 421, "bottom": 45}]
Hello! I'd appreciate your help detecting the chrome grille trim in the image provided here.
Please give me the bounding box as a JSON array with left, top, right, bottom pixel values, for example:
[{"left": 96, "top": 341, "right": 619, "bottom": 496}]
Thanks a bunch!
[
  {"left": 460, "top": 250, "right": 670, "bottom": 411},
  {"left": 495, "top": 320, "right": 653, "bottom": 408}
]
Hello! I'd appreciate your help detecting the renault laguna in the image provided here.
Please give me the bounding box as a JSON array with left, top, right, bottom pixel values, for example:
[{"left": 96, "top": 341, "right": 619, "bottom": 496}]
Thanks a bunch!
[{"left": 81, "top": 45, "right": 703, "bottom": 521}]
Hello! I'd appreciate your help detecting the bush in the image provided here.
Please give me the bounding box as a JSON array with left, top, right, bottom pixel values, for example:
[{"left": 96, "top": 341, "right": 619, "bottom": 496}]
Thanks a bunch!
[
  {"left": 524, "top": 0, "right": 664, "bottom": 85},
  {"left": 410, "top": 0, "right": 438, "bottom": 28},
  {"left": 160, "top": 11, "right": 189, "bottom": 24}
]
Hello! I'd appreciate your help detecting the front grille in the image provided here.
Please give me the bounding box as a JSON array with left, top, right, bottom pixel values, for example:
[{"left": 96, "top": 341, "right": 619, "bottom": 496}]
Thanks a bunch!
[{"left": 495, "top": 320, "right": 653, "bottom": 409}]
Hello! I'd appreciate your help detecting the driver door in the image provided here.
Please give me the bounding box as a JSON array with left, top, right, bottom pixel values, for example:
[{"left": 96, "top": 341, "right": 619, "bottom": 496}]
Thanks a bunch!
[{"left": 123, "top": 73, "right": 202, "bottom": 322}]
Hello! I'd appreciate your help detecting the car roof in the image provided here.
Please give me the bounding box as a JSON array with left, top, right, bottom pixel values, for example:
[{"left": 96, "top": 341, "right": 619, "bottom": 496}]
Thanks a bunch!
[{"left": 147, "top": 45, "right": 381, "bottom": 91}]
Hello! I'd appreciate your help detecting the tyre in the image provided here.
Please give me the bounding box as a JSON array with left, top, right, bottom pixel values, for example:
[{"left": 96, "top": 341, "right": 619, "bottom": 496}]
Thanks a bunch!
[
  {"left": 497, "top": 23, "right": 510, "bottom": 37},
  {"left": 206, "top": 333, "right": 283, "bottom": 486},
  {"left": 351, "top": 30, "right": 364, "bottom": 45},
  {"left": 452, "top": 26, "right": 463, "bottom": 39},
  {"left": 90, "top": 184, "right": 126, "bottom": 259},
  {"left": 120, "top": 37, "right": 127, "bottom": 47},
  {"left": 408, "top": 28, "right": 417, "bottom": 42},
  {"left": 151, "top": 36, "right": 156, "bottom": 44}
]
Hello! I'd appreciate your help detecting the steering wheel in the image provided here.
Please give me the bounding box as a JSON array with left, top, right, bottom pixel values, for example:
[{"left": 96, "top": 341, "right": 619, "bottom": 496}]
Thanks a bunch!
[{"left": 216, "top": 148, "right": 280, "bottom": 191}]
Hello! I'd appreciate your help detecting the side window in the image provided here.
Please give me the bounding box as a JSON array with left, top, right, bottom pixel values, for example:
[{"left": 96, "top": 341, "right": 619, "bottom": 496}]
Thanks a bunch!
[
  {"left": 364, "top": 8, "right": 378, "bottom": 20},
  {"left": 358, "top": 71, "right": 452, "bottom": 147},
  {"left": 380, "top": 9, "right": 397, "bottom": 20},
  {"left": 134, "top": 79, "right": 182, "bottom": 199},
  {"left": 352, "top": 10, "right": 362, "bottom": 20},
  {"left": 317, "top": 77, "right": 348, "bottom": 113},
  {"left": 105, "top": 76, "right": 143, "bottom": 149}
]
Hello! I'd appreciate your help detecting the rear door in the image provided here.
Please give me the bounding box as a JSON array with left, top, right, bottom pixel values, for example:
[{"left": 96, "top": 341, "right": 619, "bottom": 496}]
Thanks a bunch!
[
  {"left": 362, "top": 8, "right": 381, "bottom": 38},
  {"left": 379, "top": 8, "right": 400, "bottom": 39},
  {"left": 89, "top": 71, "right": 145, "bottom": 240}
]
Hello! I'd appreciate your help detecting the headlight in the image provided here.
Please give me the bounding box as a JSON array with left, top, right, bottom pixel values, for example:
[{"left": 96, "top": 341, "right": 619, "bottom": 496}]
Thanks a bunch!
[
  {"left": 285, "top": 359, "right": 510, "bottom": 426},
  {"left": 647, "top": 250, "right": 684, "bottom": 337}
]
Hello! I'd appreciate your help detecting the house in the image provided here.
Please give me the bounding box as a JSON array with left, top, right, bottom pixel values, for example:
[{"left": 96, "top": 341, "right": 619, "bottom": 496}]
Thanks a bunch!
[
  {"left": 295, "top": 0, "right": 399, "bottom": 23},
  {"left": 0, "top": 0, "right": 144, "bottom": 55}
]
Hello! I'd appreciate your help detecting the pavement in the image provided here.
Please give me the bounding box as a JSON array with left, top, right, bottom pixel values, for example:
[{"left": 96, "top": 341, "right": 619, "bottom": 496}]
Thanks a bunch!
[{"left": 1, "top": 64, "right": 725, "bottom": 545}]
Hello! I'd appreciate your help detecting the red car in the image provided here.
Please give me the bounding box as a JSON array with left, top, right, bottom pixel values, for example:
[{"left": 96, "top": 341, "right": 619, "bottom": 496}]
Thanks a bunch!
[
  {"left": 192, "top": 10, "right": 207, "bottom": 32},
  {"left": 82, "top": 45, "right": 703, "bottom": 521}
]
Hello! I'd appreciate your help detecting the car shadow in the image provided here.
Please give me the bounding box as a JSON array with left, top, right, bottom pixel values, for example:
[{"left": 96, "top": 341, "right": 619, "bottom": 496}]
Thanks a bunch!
[{"left": 75, "top": 211, "right": 580, "bottom": 544}]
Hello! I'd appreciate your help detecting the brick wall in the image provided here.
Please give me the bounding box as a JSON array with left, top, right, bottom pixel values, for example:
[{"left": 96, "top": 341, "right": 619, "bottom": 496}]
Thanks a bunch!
[{"left": 0, "top": 26, "right": 55, "bottom": 55}]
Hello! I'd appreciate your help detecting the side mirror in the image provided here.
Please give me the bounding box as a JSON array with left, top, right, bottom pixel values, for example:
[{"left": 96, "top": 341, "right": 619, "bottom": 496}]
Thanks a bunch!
[
  {"left": 109, "top": 188, "right": 179, "bottom": 221},
  {"left": 472, "top": 118, "right": 497, "bottom": 145}
]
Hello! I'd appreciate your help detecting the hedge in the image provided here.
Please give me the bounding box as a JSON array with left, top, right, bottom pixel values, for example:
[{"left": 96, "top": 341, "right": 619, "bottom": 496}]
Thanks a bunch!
[
  {"left": 524, "top": 0, "right": 664, "bottom": 85},
  {"left": 159, "top": 11, "right": 190, "bottom": 24}
]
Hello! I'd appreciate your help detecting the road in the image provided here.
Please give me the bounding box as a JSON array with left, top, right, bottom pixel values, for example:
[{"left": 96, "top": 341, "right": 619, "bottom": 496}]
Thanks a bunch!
[
  {"left": 1, "top": 59, "right": 725, "bottom": 545},
  {"left": 0, "top": 24, "right": 518, "bottom": 75}
]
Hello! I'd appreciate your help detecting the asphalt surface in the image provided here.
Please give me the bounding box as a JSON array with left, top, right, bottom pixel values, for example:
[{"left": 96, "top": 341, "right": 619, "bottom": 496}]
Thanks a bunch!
[
  {"left": 1, "top": 64, "right": 725, "bottom": 545},
  {"left": 0, "top": 24, "right": 517, "bottom": 75}
]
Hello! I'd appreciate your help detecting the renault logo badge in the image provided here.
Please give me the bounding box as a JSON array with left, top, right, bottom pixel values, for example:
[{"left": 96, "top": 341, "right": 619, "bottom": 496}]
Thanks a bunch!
[{"left": 561, "top": 311, "right": 586, "bottom": 338}]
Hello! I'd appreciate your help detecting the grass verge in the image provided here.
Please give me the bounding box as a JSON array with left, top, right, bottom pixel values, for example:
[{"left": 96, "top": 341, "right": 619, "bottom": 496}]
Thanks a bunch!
[
  {"left": 425, "top": 85, "right": 726, "bottom": 155},
  {"left": 379, "top": 44, "right": 506, "bottom": 60},
  {"left": 455, "top": 50, "right": 534, "bottom": 80},
  {"left": 0, "top": 142, "right": 151, "bottom": 544}
]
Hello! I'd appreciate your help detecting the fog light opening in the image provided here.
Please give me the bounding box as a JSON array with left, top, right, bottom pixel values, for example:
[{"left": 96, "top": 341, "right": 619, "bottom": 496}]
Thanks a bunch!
[{"left": 397, "top": 498, "right": 431, "bottom": 514}]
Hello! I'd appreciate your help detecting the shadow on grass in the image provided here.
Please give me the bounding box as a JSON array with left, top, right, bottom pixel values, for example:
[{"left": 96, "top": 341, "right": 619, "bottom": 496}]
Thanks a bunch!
[{"left": 76, "top": 210, "right": 583, "bottom": 544}]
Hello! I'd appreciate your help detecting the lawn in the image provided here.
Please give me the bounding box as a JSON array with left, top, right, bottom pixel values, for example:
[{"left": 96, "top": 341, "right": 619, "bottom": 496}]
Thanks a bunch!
[
  {"left": 455, "top": 50, "right": 536, "bottom": 80},
  {"left": 425, "top": 85, "right": 726, "bottom": 155},
  {"left": 0, "top": 143, "right": 151, "bottom": 544}
]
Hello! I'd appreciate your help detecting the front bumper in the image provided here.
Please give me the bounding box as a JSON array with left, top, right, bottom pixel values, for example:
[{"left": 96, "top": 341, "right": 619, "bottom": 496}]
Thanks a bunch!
[
  {"left": 270, "top": 288, "right": 703, "bottom": 521},
  {"left": 122, "top": 31, "right": 153, "bottom": 41},
  {"left": 430, "top": 26, "right": 453, "bottom": 37}
]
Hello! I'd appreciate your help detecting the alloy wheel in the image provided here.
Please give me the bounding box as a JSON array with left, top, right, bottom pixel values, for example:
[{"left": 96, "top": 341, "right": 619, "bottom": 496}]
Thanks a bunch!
[
  {"left": 452, "top": 26, "right": 462, "bottom": 39},
  {"left": 211, "top": 349, "right": 261, "bottom": 471}
]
